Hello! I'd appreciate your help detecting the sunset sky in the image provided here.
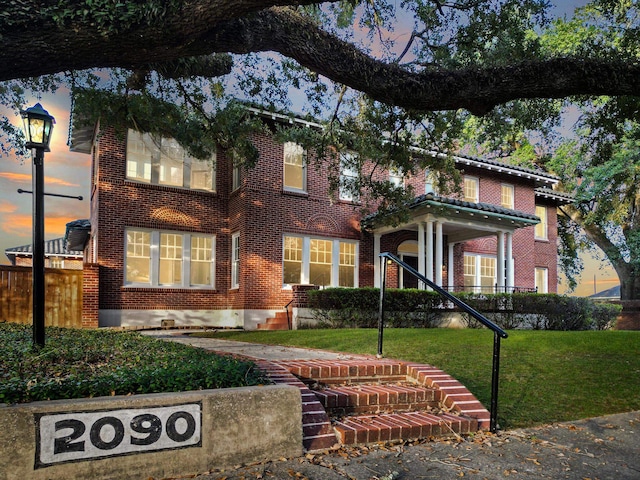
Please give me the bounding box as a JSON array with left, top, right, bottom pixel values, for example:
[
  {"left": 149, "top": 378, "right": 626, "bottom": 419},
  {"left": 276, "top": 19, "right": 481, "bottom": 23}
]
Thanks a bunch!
[{"left": 0, "top": 0, "right": 620, "bottom": 296}]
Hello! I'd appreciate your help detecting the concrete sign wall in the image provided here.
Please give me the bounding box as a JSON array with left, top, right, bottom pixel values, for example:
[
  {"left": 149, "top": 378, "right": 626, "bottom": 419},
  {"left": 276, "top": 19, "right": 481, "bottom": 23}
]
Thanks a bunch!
[{"left": 1, "top": 385, "right": 302, "bottom": 480}]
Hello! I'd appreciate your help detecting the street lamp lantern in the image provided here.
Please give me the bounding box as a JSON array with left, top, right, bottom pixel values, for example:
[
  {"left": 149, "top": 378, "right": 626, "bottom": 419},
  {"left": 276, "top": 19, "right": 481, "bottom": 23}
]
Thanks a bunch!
[
  {"left": 21, "top": 102, "right": 55, "bottom": 151},
  {"left": 20, "top": 102, "right": 55, "bottom": 348}
]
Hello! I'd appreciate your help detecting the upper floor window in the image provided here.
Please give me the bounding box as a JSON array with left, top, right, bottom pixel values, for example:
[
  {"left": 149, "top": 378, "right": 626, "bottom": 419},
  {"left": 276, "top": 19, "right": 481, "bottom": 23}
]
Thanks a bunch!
[
  {"left": 463, "top": 176, "right": 479, "bottom": 203},
  {"left": 232, "top": 162, "right": 242, "bottom": 191},
  {"left": 125, "top": 228, "right": 215, "bottom": 288},
  {"left": 283, "top": 142, "right": 306, "bottom": 192},
  {"left": 501, "top": 184, "right": 514, "bottom": 209},
  {"left": 339, "top": 152, "right": 359, "bottom": 201},
  {"left": 535, "top": 205, "right": 548, "bottom": 240},
  {"left": 389, "top": 167, "right": 404, "bottom": 189},
  {"left": 425, "top": 170, "right": 438, "bottom": 195},
  {"left": 126, "top": 130, "right": 215, "bottom": 192},
  {"left": 283, "top": 235, "right": 358, "bottom": 288}
]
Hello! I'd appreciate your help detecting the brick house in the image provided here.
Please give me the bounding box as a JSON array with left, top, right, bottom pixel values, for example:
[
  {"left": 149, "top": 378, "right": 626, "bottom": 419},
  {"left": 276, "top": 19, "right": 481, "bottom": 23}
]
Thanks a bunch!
[
  {"left": 69, "top": 108, "right": 570, "bottom": 329},
  {"left": 5, "top": 236, "right": 84, "bottom": 270}
]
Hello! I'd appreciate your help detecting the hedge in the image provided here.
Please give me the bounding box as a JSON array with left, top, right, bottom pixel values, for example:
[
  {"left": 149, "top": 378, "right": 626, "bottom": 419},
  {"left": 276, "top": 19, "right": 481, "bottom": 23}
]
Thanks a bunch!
[{"left": 307, "top": 288, "right": 621, "bottom": 330}]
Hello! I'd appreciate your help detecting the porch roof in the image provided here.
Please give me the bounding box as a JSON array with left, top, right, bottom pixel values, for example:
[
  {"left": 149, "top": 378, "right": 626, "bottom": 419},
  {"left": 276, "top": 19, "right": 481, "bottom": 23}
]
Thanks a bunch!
[{"left": 362, "top": 193, "right": 540, "bottom": 243}]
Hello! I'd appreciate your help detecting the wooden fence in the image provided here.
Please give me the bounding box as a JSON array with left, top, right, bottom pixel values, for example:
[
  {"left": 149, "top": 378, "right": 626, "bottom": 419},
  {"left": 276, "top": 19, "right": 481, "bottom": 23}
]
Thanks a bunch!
[{"left": 0, "top": 265, "right": 84, "bottom": 328}]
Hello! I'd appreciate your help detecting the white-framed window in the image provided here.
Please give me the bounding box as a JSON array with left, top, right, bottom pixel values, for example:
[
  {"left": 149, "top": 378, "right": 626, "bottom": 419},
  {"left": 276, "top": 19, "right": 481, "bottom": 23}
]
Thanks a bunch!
[
  {"left": 425, "top": 170, "right": 438, "bottom": 195},
  {"left": 231, "top": 233, "right": 240, "bottom": 289},
  {"left": 463, "top": 253, "right": 496, "bottom": 293},
  {"left": 283, "top": 235, "right": 358, "bottom": 288},
  {"left": 50, "top": 257, "right": 64, "bottom": 268},
  {"left": 389, "top": 167, "right": 404, "bottom": 189},
  {"left": 125, "top": 228, "right": 215, "bottom": 288},
  {"left": 283, "top": 142, "right": 306, "bottom": 192},
  {"left": 463, "top": 176, "right": 479, "bottom": 203},
  {"left": 339, "top": 152, "right": 359, "bottom": 201},
  {"left": 535, "top": 205, "right": 548, "bottom": 240},
  {"left": 126, "top": 129, "right": 215, "bottom": 191},
  {"left": 501, "top": 184, "right": 514, "bottom": 209},
  {"left": 535, "top": 267, "right": 548, "bottom": 293},
  {"left": 232, "top": 162, "right": 242, "bottom": 191}
]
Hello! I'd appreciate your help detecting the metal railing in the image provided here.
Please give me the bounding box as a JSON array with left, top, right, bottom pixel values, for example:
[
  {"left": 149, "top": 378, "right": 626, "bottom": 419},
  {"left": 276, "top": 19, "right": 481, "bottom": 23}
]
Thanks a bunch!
[
  {"left": 284, "top": 299, "right": 294, "bottom": 330},
  {"left": 378, "top": 252, "right": 508, "bottom": 433}
]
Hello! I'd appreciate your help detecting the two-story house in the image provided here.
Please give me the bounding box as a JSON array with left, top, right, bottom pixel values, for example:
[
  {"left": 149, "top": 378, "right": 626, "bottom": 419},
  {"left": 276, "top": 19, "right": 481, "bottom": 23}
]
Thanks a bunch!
[{"left": 69, "top": 108, "right": 569, "bottom": 329}]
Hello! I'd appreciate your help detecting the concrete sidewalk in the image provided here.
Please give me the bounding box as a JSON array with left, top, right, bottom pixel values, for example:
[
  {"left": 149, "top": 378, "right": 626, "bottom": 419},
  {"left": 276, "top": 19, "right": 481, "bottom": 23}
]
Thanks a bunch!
[{"left": 145, "top": 331, "right": 640, "bottom": 480}]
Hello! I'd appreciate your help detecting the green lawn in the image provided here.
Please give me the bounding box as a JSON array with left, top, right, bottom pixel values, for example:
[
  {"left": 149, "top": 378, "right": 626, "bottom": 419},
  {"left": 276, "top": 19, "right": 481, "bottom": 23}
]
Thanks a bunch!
[{"left": 198, "top": 328, "right": 640, "bottom": 429}]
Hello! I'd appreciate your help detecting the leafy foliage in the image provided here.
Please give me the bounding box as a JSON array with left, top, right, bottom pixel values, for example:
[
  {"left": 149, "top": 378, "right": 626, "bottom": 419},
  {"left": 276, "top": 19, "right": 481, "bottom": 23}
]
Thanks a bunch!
[{"left": 0, "top": 325, "right": 269, "bottom": 405}]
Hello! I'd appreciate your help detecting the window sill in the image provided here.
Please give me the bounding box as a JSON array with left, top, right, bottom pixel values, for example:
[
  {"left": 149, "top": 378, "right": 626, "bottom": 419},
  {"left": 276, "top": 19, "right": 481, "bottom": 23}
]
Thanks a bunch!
[
  {"left": 124, "top": 179, "right": 216, "bottom": 196},
  {"left": 282, "top": 189, "right": 308, "bottom": 197},
  {"left": 123, "top": 285, "right": 216, "bottom": 291}
]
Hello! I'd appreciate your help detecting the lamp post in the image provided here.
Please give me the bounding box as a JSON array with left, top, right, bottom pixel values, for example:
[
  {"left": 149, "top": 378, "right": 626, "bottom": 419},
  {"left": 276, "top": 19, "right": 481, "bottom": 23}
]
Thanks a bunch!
[{"left": 20, "top": 103, "right": 55, "bottom": 348}]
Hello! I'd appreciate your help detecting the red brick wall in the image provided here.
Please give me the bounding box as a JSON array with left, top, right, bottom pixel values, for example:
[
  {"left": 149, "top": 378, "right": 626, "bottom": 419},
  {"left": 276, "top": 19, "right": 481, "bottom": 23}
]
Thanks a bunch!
[{"left": 92, "top": 125, "right": 562, "bottom": 319}]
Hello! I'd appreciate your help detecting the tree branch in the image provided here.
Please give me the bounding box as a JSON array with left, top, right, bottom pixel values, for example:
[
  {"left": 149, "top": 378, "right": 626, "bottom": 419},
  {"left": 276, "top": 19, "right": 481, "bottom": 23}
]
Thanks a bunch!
[{"left": 2, "top": 3, "right": 640, "bottom": 115}]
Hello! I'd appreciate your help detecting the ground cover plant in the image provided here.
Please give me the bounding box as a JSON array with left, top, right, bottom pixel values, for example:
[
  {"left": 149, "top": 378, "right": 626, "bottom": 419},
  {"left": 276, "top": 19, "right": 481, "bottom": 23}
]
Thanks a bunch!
[
  {"left": 197, "top": 329, "right": 640, "bottom": 429},
  {"left": 0, "top": 324, "right": 269, "bottom": 404}
]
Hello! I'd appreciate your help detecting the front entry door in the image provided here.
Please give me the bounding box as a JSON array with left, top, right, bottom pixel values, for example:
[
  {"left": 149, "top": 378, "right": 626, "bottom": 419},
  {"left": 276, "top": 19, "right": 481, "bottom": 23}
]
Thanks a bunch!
[{"left": 401, "top": 255, "right": 419, "bottom": 289}]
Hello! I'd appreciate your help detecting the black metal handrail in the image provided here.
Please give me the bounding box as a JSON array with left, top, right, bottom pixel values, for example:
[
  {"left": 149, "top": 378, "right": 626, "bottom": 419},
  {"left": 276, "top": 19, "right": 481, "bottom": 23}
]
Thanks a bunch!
[
  {"left": 378, "top": 252, "right": 507, "bottom": 433},
  {"left": 284, "top": 299, "right": 294, "bottom": 330}
]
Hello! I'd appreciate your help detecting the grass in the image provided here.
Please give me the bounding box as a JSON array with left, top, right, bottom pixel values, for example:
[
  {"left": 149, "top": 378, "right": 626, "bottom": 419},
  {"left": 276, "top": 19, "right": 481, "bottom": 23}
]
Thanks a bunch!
[
  {"left": 196, "top": 328, "right": 640, "bottom": 429},
  {"left": 0, "top": 324, "right": 269, "bottom": 404}
]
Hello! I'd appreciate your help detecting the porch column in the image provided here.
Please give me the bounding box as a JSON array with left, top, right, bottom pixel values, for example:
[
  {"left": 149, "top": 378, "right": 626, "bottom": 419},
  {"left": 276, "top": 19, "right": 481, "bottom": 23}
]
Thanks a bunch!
[
  {"left": 506, "top": 232, "right": 514, "bottom": 290},
  {"left": 435, "top": 222, "right": 443, "bottom": 286},
  {"left": 418, "top": 222, "right": 426, "bottom": 289},
  {"left": 497, "top": 231, "right": 505, "bottom": 291},
  {"left": 426, "top": 220, "right": 434, "bottom": 285},
  {"left": 448, "top": 242, "right": 455, "bottom": 290},
  {"left": 374, "top": 233, "right": 381, "bottom": 288}
]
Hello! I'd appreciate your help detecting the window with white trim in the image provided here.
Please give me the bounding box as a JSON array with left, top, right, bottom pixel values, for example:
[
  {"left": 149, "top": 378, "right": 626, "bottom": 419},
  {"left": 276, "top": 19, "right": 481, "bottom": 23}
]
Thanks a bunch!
[
  {"left": 283, "top": 235, "right": 358, "bottom": 288},
  {"left": 463, "top": 253, "right": 496, "bottom": 293},
  {"left": 425, "top": 170, "right": 438, "bottom": 194},
  {"left": 501, "top": 184, "right": 514, "bottom": 209},
  {"left": 535, "top": 267, "right": 548, "bottom": 293},
  {"left": 283, "top": 142, "right": 306, "bottom": 192},
  {"left": 126, "top": 130, "right": 215, "bottom": 191},
  {"left": 231, "top": 233, "right": 240, "bottom": 289},
  {"left": 463, "top": 176, "right": 479, "bottom": 203},
  {"left": 389, "top": 167, "right": 404, "bottom": 189},
  {"left": 339, "top": 152, "right": 359, "bottom": 201},
  {"left": 125, "top": 229, "right": 215, "bottom": 288},
  {"left": 535, "top": 205, "right": 548, "bottom": 240}
]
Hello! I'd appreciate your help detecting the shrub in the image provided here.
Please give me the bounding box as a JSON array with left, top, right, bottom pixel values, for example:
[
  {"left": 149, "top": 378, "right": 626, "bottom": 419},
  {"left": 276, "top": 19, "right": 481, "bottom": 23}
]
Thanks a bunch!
[
  {"left": 307, "top": 288, "right": 621, "bottom": 331},
  {"left": 0, "top": 324, "right": 270, "bottom": 404}
]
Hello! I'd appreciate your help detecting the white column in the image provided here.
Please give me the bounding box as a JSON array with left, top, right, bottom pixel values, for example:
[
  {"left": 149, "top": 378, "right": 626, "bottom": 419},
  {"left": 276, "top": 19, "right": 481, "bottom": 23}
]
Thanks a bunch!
[
  {"left": 506, "top": 232, "right": 514, "bottom": 290},
  {"left": 302, "top": 236, "right": 311, "bottom": 284},
  {"left": 448, "top": 242, "right": 455, "bottom": 290},
  {"left": 435, "top": 222, "right": 443, "bottom": 286},
  {"left": 497, "top": 231, "right": 505, "bottom": 291},
  {"left": 426, "top": 220, "right": 434, "bottom": 284},
  {"left": 374, "top": 234, "right": 381, "bottom": 288},
  {"left": 418, "top": 222, "right": 426, "bottom": 289},
  {"left": 331, "top": 239, "right": 340, "bottom": 287}
]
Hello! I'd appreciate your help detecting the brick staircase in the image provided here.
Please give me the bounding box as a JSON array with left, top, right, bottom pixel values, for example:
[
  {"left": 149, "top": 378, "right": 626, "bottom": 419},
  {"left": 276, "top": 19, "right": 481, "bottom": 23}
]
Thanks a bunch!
[
  {"left": 257, "top": 358, "right": 490, "bottom": 451},
  {"left": 256, "top": 311, "right": 290, "bottom": 330}
]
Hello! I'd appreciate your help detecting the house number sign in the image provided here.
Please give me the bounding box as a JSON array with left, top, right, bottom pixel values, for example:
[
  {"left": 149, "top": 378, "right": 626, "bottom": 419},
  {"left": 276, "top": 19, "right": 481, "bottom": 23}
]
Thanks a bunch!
[{"left": 35, "top": 403, "right": 202, "bottom": 468}]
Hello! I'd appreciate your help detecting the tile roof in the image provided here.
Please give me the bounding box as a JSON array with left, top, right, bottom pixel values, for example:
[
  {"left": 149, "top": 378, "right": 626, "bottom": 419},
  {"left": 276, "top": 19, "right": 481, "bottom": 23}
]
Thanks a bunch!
[
  {"left": 5, "top": 237, "right": 84, "bottom": 259},
  {"left": 362, "top": 193, "right": 540, "bottom": 229}
]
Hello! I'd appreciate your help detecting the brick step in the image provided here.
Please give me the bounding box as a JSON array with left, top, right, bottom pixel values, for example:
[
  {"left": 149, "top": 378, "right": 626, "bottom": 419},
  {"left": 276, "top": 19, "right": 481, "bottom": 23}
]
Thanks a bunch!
[
  {"left": 314, "top": 383, "right": 440, "bottom": 415},
  {"left": 278, "top": 359, "right": 409, "bottom": 385},
  {"left": 333, "top": 412, "right": 477, "bottom": 446},
  {"left": 256, "top": 322, "right": 289, "bottom": 330}
]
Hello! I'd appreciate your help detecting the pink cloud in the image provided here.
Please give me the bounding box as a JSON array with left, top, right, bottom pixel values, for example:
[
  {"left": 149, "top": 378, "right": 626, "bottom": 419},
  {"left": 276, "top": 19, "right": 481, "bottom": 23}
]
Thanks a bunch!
[
  {"left": 0, "top": 200, "right": 18, "bottom": 213},
  {"left": 0, "top": 171, "right": 79, "bottom": 187}
]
